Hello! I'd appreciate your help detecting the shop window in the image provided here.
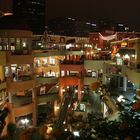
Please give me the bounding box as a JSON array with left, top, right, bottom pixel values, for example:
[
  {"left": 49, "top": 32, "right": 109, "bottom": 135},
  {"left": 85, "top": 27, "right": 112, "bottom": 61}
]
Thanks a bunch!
[
  {"left": 3, "top": 38, "right": 8, "bottom": 50},
  {"left": 4, "top": 66, "right": 10, "bottom": 77},
  {"left": 22, "top": 38, "right": 27, "bottom": 49},
  {"left": 16, "top": 38, "right": 20, "bottom": 49},
  {"left": 50, "top": 57, "right": 55, "bottom": 65},
  {"left": 92, "top": 71, "right": 97, "bottom": 77},
  {"left": 10, "top": 38, "right": 15, "bottom": 51},
  {"left": 61, "top": 71, "right": 65, "bottom": 77},
  {"left": 35, "top": 59, "right": 41, "bottom": 67},
  {"left": 40, "top": 86, "right": 46, "bottom": 95},
  {"left": 42, "top": 58, "right": 47, "bottom": 66},
  {"left": 47, "top": 71, "right": 55, "bottom": 77}
]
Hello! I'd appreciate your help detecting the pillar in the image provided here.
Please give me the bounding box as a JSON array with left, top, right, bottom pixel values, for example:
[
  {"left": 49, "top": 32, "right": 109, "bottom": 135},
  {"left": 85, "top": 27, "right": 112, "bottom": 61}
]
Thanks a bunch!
[
  {"left": 76, "top": 55, "right": 80, "bottom": 62},
  {"left": 69, "top": 55, "right": 73, "bottom": 61},
  {"left": 78, "top": 80, "right": 81, "bottom": 101},
  {"left": 118, "top": 76, "right": 121, "bottom": 89},
  {"left": 85, "top": 51, "right": 88, "bottom": 59},
  {"left": 32, "top": 88, "right": 37, "bottom": 127},
  {"left": 64, "top": 70, "right": 67, "bottom": 76},
  {"left": 7, "top": 92, "right": 15, "bottom": 123},
  {"left": 67, "top": 71, "right": 70, "bottom": 76},
  {"left": 66, "top": 55, "right": 69, "bottom": 61},
  {"left": 53, "top": 100, "right": 59, "bottom": 117},
  {"left": 123, "top": 77, "right": 127, "bottom": 92},
  {"left": 59, "top": 84, "right": 63, "bottom": 101},
  {"left": 60, "top": 70, "right": 61, "bottom": 77}
]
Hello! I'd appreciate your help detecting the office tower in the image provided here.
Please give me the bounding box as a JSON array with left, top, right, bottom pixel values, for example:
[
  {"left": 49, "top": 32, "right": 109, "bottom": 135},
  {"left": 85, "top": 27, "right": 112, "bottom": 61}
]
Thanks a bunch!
[{"left": 13, "top": 0, "right": 46, "bottom": 34}]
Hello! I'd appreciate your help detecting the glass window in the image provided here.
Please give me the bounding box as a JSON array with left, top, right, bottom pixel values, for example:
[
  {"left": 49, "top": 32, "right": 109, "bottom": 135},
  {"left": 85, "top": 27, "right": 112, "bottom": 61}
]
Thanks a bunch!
[
  {"left": 42, "top": 58, "right": 47, "bottom": 66},
  {"left": 3, "top": 38, "right": 8, "bottom": 50},
  {"left": 22, "top": 38, "right": 27, "bottom": 48},
  {"left": 16, "top": 38, "right": 20, "bottom": 49},
  {"left": 10, "top": 38, "right": 15, "bottom": 50},
  {"left": 50, "top": 57, "right": 55, "bottom": 65}
]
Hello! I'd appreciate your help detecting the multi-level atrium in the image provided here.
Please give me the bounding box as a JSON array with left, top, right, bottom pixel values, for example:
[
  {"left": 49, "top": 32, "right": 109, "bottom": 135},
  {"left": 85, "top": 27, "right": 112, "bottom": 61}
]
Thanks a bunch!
[{"left": 0, "top": 15, "right": 140, "bottom": 139}]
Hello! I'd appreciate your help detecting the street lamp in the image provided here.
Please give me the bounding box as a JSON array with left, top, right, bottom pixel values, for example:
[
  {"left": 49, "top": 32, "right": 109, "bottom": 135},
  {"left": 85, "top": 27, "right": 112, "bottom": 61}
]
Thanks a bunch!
[{"left": 21, "top": 118, "right": 29, "bottom": 129}]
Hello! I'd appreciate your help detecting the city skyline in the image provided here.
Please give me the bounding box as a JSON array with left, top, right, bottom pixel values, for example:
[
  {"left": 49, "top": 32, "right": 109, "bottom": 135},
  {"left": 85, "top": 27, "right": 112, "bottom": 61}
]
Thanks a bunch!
[
  {"left": 0, "top": 0, "right": 140, "bottom": 31},
  {"left": 46, "top": 0, "right": 140, "bottom": 31}
]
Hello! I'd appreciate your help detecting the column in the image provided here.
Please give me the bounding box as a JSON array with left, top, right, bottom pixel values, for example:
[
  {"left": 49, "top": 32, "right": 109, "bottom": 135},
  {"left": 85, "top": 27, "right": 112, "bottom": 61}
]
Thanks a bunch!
[
  {"left": 123, "top": 77, "right": 127, "bottom": 92},
  {"left": 85, "top": 51, "right": 88, "bottom": 59},
  {"left": 118, "top": 76, "right": 120, "bottom": 89},
  {"left": 32, "top": 88, "right": 37, "bottom": 127},
  {"left": 76, "top": 55, "right": 80, "bottom": 62},
  {"left": 69, "top": 55, "right": 73, "bottom": 61},
  {"left": 78, "top": 80, "right": 81, "bottom": 101},
  {"left": 66, "top": 55, "right": 69, "bottom": 61},
  {"left": 53, "top": 100, "right": 59, "bottom": 117},
  {"left": 62, "top": 70, "right": 67, "bottom": 77},
  {"left": 7, "top": 92, "right": 15, "bottom": 123},
  {"left": 59, "top": 84, "right": 63, "bottom": 101},
  {"left": 67, "top": 71, "right": 70, "bottom": 76}
]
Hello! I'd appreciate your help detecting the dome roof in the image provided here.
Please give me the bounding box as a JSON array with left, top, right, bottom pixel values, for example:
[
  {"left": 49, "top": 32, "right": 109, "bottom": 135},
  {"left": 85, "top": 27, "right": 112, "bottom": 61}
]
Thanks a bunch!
[{"left": 0, "top": 15, "right": 31, "bottom": 30}]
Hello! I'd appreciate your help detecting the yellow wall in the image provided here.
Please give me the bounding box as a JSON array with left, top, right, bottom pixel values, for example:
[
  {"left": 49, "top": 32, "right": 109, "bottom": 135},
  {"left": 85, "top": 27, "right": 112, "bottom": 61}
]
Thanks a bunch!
[
  {"left": 0, "top": 51, "right": 6, "bottom": 65},
  {"left": 0, "top": 65, "right": 4, "bottom": 80}
]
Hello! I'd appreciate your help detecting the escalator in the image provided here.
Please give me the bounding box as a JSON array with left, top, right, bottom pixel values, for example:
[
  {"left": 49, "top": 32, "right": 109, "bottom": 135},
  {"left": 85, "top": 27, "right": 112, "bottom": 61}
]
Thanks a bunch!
[
  {"left": 91, "top": 82, "right": 120, "bottom": 120},
  {"left": 54, "top": 87, "right": 74, "bottom": 129},
  {"left": 47, "top": 83, "right": 59, "bottom": 94}
]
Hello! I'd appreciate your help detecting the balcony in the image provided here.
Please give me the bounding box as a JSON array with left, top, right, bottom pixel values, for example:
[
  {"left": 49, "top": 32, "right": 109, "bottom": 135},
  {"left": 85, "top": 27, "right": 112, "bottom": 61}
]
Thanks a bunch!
[
  {"left": 37, "top": 93, "right": 59, "bottom": 104},
  {"left": 12, "top": 95, "right": 32, "bottom": 107},
  {"left": 36, "top": 76, "right": 58, "bottom": 84},
  {"left": 7, "top": 78, "right": 35, "bottom": 92},
  {"left": 6, "top": 50, "right": 33, "bottom": 64},
  {"left": 60, "top": 63, "right": 85, "bottom": 72},
  {"left": 33, "top": 49, "right": 84, "bottom": 57},
  {"left": 84, "top": 77, "right": 98, "bottom": 85},
  {"left": 33, "top": 50, "right": 66, "bottom": 57},
  {"left": 84, "top": 60, "right": 111, "bottom": 70},
  {"left": 59, "top": 76, "right": 83, "bottom": 86},
  {"left": 61, "top": 60, "right": 84, "bottom": 65},
  {"left": 13, "top": 103, "right": 34, "bottom": 117}
]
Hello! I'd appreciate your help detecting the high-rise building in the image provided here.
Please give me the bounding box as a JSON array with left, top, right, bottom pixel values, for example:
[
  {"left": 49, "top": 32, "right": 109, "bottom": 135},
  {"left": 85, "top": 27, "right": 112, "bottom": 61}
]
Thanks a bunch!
[{"left": 13, "top": 0, "right": 46, "bottom": 34}]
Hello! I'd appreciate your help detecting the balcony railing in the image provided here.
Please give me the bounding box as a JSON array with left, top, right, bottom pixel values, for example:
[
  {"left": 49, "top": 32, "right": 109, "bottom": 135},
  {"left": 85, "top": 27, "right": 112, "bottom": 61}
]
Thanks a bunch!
[
  {"left": 61, "top": 60, "right": 84, "bottom": 65},
  {"left": 10, "top": 49, "right": 32, "bottom": 55}
]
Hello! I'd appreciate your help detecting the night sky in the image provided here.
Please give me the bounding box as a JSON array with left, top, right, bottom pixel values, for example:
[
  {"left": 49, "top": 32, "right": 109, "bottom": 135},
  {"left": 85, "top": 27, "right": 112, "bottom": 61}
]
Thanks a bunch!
[
  {"left": 0, "top": 0, "right": 140, "bottom": 31},
  {"left": 46, "top": 0, "right": 140, "bottom": 31}
]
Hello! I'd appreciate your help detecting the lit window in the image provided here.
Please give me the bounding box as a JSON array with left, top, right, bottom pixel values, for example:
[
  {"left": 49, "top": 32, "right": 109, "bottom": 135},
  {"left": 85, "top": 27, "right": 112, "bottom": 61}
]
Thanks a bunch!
[{"left": 50, "top": 57, "right": 55, "bottom": 65}]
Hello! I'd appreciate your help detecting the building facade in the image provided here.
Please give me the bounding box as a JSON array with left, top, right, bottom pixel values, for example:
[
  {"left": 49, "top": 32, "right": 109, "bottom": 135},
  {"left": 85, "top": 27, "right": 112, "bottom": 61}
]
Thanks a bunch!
[{"left": 0, "top": 15, "right": 140, "bottom": 137}]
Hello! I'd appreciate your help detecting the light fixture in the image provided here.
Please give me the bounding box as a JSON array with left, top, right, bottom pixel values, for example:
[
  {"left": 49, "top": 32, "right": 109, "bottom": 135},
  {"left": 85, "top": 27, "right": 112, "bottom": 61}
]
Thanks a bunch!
[
  {"left": 117, "top": 95, "right": 125, "bottom": 102},
  {"left": 116, "top": 53, "right": 120, "bottom": 57},
  {"left": 124, "top": 54, "right": 129, "bottom": 59},
  {"left": 73, "top": 131, "right": 80, "bottom": 137}
]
